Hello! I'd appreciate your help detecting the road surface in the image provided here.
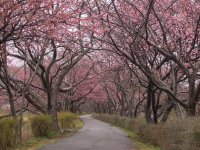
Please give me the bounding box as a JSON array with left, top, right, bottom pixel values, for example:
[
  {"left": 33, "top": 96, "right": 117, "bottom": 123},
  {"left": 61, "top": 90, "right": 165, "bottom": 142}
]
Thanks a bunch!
[{"left": 39, "top": 114, "right": 132, "bottom": 150}]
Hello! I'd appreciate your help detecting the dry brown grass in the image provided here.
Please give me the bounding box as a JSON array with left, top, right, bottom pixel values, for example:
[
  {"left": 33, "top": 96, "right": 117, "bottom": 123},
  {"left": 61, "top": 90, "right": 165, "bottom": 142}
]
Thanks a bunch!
[{"left": 21, "top": 116, "right": 33, "bottom": 142}]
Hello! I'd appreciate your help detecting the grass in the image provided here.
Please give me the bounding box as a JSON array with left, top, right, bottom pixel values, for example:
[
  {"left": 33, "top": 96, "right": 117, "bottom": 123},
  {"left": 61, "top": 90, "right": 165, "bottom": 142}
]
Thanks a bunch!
[
  {"left": 73, "top": 118, "right": 84, "bottom": 129},
  {"left": 123, "top": 128, "right": 161, "bottom": 150},
  {"left": 15, "top": 118, "right": 84, "bottom": 150},
  {"left": 15, "top": 137, "right": 56, "bottom": 150}
]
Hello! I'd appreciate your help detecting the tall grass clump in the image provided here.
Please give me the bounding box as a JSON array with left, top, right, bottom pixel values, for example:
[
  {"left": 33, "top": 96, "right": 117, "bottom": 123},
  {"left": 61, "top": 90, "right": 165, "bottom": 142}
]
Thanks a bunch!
[
  {"left": 0, "top": 118, "right": 17, "bottom": 150},
  {"left": 30, "top": 114, "right": 52, "bottom": 137},
  {"left": 58, "top": 112, "right": 77, "bottom": 129}
]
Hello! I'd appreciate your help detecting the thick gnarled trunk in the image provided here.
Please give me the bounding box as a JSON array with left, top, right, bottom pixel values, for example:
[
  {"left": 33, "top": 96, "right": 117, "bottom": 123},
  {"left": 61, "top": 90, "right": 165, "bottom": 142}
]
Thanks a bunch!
[
  {"left": 48, "top": 88, "right": 59, "bottom": 131},
  {"left": 145, "top": 81, "right": 158, "bottom": 124},
  {"left": 186, "top": 78, "right": 198, "bottom": 116}
]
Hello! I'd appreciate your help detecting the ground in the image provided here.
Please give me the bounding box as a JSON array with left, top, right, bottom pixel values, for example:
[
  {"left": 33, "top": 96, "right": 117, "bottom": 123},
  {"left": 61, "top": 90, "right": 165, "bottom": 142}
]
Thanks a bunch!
[{"left": 39, "top": 114, "right": 132, "bottom": 150}]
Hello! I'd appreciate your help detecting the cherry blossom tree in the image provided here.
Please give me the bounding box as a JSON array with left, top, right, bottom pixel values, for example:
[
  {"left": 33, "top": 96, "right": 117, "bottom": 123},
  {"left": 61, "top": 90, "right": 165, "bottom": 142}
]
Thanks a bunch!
[
  {"left": 1, "top": 0, "right": 200, "bottom": 127},
  {"left": 93, "top": 0, "right": 200, "bottom": 120}
]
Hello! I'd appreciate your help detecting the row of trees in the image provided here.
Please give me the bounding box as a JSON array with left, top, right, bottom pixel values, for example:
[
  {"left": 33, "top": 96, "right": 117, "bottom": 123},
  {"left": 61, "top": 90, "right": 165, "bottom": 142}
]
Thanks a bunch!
[
  {"left": 0, "top": 0, "right": 200, "bottom": 130},
  {"left": 89, "top": 0, "right": 200, "bottom": 123},
  {"left": 0, "top": 0, "right": 100, "bottom": 130}
]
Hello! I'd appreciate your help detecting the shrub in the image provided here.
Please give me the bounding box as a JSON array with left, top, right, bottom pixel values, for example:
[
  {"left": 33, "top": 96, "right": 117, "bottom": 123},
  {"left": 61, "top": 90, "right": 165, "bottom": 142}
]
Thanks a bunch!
[
  {"left": 117, "top": 117, "right": 125, "bottom": 128},
  {"left": 58, "top": 112, "right": 77, "bottom": 129},
  {"left": 112, "top": 115, "right": 119, "bottom": 125},
  {"left": 0, "top": 118, "right": 17, "bottom": 150},
  {"left": 124, "top": 118, "right": 135, "bottom": 131},
  {"left": 30, "top": 114, "right": 52, "bottom": 137}
]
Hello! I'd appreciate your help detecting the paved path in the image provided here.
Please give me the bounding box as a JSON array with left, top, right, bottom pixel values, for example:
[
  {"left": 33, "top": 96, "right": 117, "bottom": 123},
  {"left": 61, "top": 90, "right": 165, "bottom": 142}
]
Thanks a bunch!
[{"left": 39, "top": 114, "right": 132, "bottom": 150}]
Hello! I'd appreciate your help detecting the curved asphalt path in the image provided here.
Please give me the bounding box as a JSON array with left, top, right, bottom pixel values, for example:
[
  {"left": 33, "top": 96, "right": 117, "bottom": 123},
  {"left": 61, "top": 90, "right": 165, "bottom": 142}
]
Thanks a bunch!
[{"left": 39, "top": 114, "right": 132, "bottom": 150}]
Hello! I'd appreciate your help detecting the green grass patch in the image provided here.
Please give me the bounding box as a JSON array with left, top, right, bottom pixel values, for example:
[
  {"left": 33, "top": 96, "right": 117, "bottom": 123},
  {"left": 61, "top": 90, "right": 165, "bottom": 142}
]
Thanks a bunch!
[
  {"left": 15, "top": 137, "right": 56, "bottom": 150},
  {"left": 123, "top": 129, "right": 161, "bottom": 150},
  {"left": 16, "top": 118, "right": 84, "bottom": 150}
]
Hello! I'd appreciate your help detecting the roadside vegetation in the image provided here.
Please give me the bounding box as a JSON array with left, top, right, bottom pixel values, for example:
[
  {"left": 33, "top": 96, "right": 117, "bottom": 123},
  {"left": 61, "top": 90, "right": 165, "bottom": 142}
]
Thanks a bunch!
[
  {"left": 0, "top": 112, "right": 83, "bottom": 150},
  {"left": 93, "top": 114, "right": 200, "bottom": 150},
  {"left": 1, "top": 1, "right": 200, "bottom": 150},
  {"left": 124, "top": 129, "right": 160, "bottom": 150}
]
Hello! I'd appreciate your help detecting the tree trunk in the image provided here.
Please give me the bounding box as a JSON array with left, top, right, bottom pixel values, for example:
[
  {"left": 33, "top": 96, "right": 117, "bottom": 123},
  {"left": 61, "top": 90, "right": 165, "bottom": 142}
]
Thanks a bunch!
[
  {"left": 160, "top": 103, "right": 173, "bottom": 123},
  {"left": 145, "top": 81, "right": 153, "bottom": 124},
  {"left": 151, "top": 90, "right": 158, "bottom": 124},
  {"left": 7, "top": 88, "right": 16, "bottom": 117},
  {"left": 187, "top": 98, "right": 196, "bottom": 116},
  {"left": 49, "top": 89, "right": 59, "bottom": 131},
  {"left": 134, "top": 100, "right": 144, "bottom": 118},
  {"left": 187, "top": 78, "right": 196, "bottom": 116},
  {"left": 1, "top": 43, "right": 16, "bottom": 117}
]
